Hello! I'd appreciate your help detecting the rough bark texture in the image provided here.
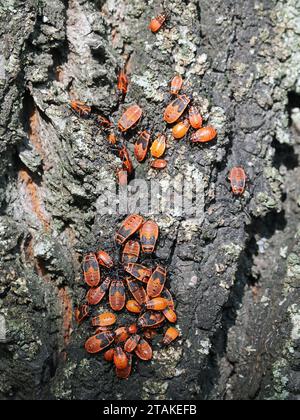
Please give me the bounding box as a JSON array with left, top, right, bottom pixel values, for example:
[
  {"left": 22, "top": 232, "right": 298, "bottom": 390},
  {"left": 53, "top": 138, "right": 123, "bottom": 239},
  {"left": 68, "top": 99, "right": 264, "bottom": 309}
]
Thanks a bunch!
[{"left": 0, "top": 0, "right": 300, "bottom": 400}]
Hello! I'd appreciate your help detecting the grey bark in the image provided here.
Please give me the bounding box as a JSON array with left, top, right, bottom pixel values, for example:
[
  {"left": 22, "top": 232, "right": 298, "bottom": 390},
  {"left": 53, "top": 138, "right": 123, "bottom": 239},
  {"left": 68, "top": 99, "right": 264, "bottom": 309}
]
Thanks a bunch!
[{"left": 0, "top": 0, "right": 299, "bottom": 400}]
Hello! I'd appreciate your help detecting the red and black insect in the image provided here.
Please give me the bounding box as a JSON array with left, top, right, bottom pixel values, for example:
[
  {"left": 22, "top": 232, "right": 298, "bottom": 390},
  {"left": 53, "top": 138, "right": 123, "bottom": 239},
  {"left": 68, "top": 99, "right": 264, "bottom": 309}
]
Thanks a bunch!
[
  {"left": 117, "top": 69, "right": 129, "bottom": 97},
  {"left": 81, "top": 212, "right": 179, "bottom": 379},
  {"left": 126, "top": 300, "right": 142, "bottom": 314},
  {"left": 134, "top": 130, "right": 151, "bottom": 162},
  {"left": 114, "top": 346, "right": 128, "bottom": 370},
  {"left": 91, "top": 312, "right": 117, "bottom": 327},
  {"left": 140, "top": 220, "right": 159, "bottom": 253},
  {"left": 95, "top": 115, "right": 113, "bottom": 130},
  {"left": 126, "top": 277, "right": 148, "bottom": 305},
  {"left": 75, "top": 304, "right": 89, "bottom": 324},
  {"left": 151, "top": 159, "right": 167, "bottom": 170},
  {"left": 164, "top": 94, "right": 191, "bottom": 124},
  {"left": 147, "top": 265, "right": 167, "bottom": 298},
  {"left": 96, "top": 250, "right": 114, "bottom": 269},
  {"left": 122, "top": 240, "right": 141, "bottom": 264},
  {"left": 163, "top": 307, "right": 177, "bottom": 323},
  {"left": 85, "top": 331, "right": 115, "bottom": 354},
  {"left": 107, "top": 131, "right": 118, "bottom": 145},
  {"left": 145, "top": 297, "right": 168, "bottom": 311},
  {"left": 229, "top": 167, "right": 247, "bottom": 195},
  {"left": 137, "top": 311, "right": 165, "bottom": 329},
  {"left": 191, "top": 126, "right": 217, "bottom": 143},
  {"left": 115, "top": 214, "right": 144, "bottom": 245},
  {"left": 124, "top": 334, "right": 141, "bottom": 353},
  {"left": 160, "top": 288, "right": 175, "bottom": 310},
  {"left": 135, "top": 338, "right": 153, "bottom": 360},
  {"left": 86, "top": 277, "right": 112, "bottom": 305},
  {"left": 70, "top": 100, "right": 92, "bottom": 118},
  {"left": 189, "top": 106, "right": 203, "bottom": 129},
  {"left": 116, "top": 353, "right": 133, "bottom": 379},
  {"left": 118, "top": 105, "right": 143, "bottom": 132},
  {"left": 124, "top": 263, "right": 152, "bottom": 283},
  {"left": 149, "top": 13, "right": 168, "bottom": 33},
  {"left": 170, "top": 75, "right": 183, "bottom": 95},
  {"left": 109, "top": 279, "right": 126, "bottom": 311},
  {"left": 115, "top": 327, "right": 130, "bottom": 344},
  {"left": 118, "top": 145, "right": 134, "bottom": 176},
  {"left": 163, "top": 327, "right": 179, "bottom": 345},
  {"left": 83, "top": 253, "right": 100, "bottom": 287}
]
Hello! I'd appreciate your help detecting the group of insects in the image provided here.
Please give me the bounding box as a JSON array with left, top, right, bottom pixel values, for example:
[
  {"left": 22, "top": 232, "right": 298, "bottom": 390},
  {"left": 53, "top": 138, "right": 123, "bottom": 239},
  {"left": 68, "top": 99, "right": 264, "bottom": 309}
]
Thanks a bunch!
[
  {"left": 69, "top": 9, "right": 247, "bottom": 196},
  {"left": 75, "top": 214, "right": 179, "bottom": 379},
  {"left": 72, "top": 7, "right": 248, "bottom": 381}
]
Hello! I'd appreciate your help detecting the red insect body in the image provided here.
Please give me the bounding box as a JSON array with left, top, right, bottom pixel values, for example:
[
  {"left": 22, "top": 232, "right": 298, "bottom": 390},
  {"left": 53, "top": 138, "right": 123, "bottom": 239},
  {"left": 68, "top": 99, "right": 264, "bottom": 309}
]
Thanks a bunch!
[
  {"left": 118, "top": 105, "right": 143, "bottom": 132},
  {"left": 149, "top": 14, "right": 167, "bottom": 33},
  {"left": 86, "top": 277, "right": 112, "bottom": 305},
  {"left": 115, "top": 214, "right": 144, "bottom": 245},
  {"left": 96, "top": 250, "right": 114, "bottom": 269},
  {"left": 115, "top": 327, "right": 130, "bottom": 344},
  {"left": 140, "top": 220, "right": 159, "bottom": 253},
  {"left": 164, "top": 95, "right": 191, "bottom": 124},
  {"left": 135, "top": 339, "right": 153, "bottom": 360},
  {"left": 117, "top": 69, "right": 129, "bottom": 96},
  {"left": 70, "top": 100, "right": 91, "bottom": 118},
  {"left": 122, "top": 240, "right": 141, "bottom": 264},
  {"left": 83, "top": 254, "right": 100, "bottom": 288},
  {"left": 229, "top": 167, "right": 247, "bottom": 195},
  {"left": 147, "top": 265, "right": 167, "bottom": 298},
  {"left": 191, "top": 126, "right": 217, "bottom": 143},
  {"left": 163, "top": 327, "right": 179, "bottom": 345},
  {"left": 91, "top": 312, "right": 117, "bottom": 327},
  {"left": 75, "top": 305, "right": 89, "bottom": 324},
  {"left": 85, "top": 332, "right": 115, "bottom": 354},
  {"left": 126, "top": 278, "right": 147, "bottom": 305},
  {"left": 134, "top": 130, "right": 151, "bottom": 162},
  {"left": 119, "top": 145, "right": 134, "bottom": 175},
  {"left": 137, "top": 311, "right": 165, "bottom": 329},
  {"left": 189, "top": 106, "right": 203, "bottom": 129},
  {"left": 109, "top": 279, "right": 126, "bottom": 311},
  {"left": 160, "top": 288, "right": 175, "bottom": 310},
  {"left": 114, "top": 346, "right": 128, "bottom": 370},
  {"left": 116, "top": 353, "right": 133, "bottom": 379},
  {"left": 124, "top": 263, "right": 152, "bottom": 283},
  {"left": 170, "top": 75, "right": 183, "bottom": 95},
  {"left": 124, "top": 334, "right": 141, "bottom": 353},
  {"left": 151, "top": 159, "right": 167, "bottom": 170}
]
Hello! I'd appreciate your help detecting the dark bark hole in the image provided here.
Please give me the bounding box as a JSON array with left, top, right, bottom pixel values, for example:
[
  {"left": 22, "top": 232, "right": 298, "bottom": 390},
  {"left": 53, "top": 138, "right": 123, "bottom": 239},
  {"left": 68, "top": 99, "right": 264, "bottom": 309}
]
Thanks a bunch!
[
  {"left": 287, "top": 91, "right": 300, "bottom": 124},
  {"left": 271, "top": 91, "right": 300, "bottom": 170},
  {"left": 49, "top": 44, "right": 70, "bottom": 82},
  {"left": 22, "top": 90, "right": 35, "bottom": 134},
  {"left": 248, "top": 210, "right": 287, "bottom": 240},
  {"left": 91, "top": 45, "right": 108, "bottom": 65},
  {"left": 272, "top": 138, "right": 299, "bottom": 170}
]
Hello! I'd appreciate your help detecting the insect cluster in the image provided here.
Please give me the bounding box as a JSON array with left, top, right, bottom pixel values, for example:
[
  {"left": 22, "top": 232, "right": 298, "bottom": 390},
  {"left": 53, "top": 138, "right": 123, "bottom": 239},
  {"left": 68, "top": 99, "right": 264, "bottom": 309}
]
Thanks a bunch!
[
  {"left": 69, "top": 9, "right": 247, "bottom": 196},
  {"left": 76, "top": 215, "right": 179, "bottom": 379},
  {"left": 72, "top": 8, "right": 249, "bottom": 381}
]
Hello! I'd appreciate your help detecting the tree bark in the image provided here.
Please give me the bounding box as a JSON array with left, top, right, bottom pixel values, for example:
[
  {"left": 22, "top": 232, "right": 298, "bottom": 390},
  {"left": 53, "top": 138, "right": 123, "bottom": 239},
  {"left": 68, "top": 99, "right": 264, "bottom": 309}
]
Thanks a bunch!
[{"left": 0, "top": 0, "right": 299, "bottom": 400}]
